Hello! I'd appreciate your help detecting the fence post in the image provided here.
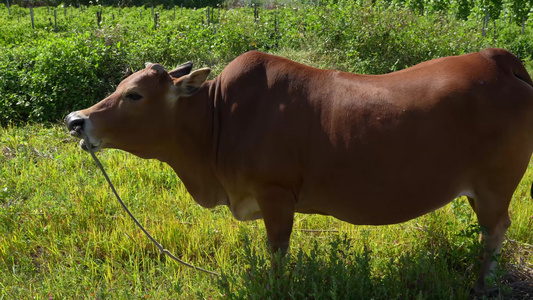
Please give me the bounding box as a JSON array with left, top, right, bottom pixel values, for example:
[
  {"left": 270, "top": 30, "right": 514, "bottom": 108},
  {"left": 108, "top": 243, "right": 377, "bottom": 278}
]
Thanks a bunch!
[
  {"left": 97, "top": 10, "right": 102, "bottom": 28},
  {"left": 493, "top": 19, "right": 496, "bottom": 46},
  {"left": 482, "top": 12, "right": 489, "bottom": 37},
  {"left": 275, "top": 10, "right": 279, "bottom": 36},
  {"left": 30, "top": 3, "right": 35, "bottom": 30},
  {"left": 254, "top": 5, "right": 259, "bottom": 22}
]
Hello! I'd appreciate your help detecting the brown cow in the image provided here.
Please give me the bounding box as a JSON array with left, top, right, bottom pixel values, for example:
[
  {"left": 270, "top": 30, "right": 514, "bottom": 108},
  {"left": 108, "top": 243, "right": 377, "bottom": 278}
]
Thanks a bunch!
[{"left": 66, "top": 48, "right": 533, "bottom": 289}]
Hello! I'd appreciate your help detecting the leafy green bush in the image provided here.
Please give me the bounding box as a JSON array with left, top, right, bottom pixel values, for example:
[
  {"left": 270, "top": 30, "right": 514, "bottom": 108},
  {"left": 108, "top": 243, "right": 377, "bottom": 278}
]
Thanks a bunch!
[
  {"left": 497, "top": 22, "right": 533, "bottom": 62},
  {"left": 0, "top": 33, "right": 124, "bottom": 124},
  {"left": 0, "top": 3, "right": 531, "bottom": 124},
  {"left": 287, "top": 4, "right": 489, "bottom": 74}
]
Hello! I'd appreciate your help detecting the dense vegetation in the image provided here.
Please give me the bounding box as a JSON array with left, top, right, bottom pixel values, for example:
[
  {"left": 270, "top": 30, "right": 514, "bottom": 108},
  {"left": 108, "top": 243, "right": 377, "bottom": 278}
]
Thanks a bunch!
[
  {"left": 5, "top": 0, "right": 533, "bottom": 22},
  {"left": 0, "top": 1, "right": 532, "bottom": 124},
  {"left": 1, "top": 1, "right": 533, "bottom": 299}
]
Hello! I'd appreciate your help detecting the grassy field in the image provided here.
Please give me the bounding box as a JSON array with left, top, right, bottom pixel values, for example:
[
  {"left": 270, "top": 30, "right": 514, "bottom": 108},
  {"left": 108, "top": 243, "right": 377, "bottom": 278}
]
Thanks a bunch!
[{"left": 1, "top": 117, "right": 533, "bottom": 298}]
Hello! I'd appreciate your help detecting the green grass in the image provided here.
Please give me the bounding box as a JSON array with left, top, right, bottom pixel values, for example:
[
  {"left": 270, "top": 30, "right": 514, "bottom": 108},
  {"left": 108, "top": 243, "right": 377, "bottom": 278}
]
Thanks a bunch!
[{"left": 1, "top": 120, "right": 532, "bottom": 299}]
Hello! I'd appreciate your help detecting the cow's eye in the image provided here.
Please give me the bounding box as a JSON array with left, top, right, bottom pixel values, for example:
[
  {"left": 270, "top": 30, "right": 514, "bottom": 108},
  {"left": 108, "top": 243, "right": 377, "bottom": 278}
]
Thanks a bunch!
[{"left": 125, "top": 92, "right": 142, "bottom": 101}]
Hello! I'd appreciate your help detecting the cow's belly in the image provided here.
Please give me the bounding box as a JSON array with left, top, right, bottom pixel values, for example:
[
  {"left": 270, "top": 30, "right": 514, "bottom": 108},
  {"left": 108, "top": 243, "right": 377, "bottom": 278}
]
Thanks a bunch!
[
  {"left": 295, "top": 175, "right": 470, "bottom": 225},
  {"left": 295, "top": 193, "right": 452, "bottom": 225},
  {"left": 223, "top": 177, "right": 474, "bottom": 224}
]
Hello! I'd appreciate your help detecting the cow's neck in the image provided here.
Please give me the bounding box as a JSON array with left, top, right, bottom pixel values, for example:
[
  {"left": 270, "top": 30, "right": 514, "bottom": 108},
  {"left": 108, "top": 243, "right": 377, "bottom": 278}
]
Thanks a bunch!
[{"left": 161, "top": 80, "right": 228, "bottom": 208}]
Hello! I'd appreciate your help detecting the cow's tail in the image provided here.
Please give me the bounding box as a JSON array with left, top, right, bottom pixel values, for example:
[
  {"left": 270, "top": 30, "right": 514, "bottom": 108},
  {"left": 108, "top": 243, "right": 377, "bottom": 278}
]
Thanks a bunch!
[
  {"left": 513, "top": 64, "right": 533, "bottom": 88},
  {"left": 518, "top": 68, "right": 533, "bottom": 200},
  {"left": 519, "top": 70, "right": 533, "bottom": 200},
  {"left": 519, "top": 61, "right": 533, "bottom": 200},
  {"left": 507, "top": 54, "right": 533, "bottom": 199},
  {"left": 505, "top": 52, "right": 533, "bottom": 199}
]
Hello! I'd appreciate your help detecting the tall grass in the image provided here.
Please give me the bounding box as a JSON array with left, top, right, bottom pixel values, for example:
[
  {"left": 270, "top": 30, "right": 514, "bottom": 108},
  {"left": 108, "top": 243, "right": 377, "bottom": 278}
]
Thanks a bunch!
[{"left": 1, "top": 121, "right": 532, "bottom": 298}]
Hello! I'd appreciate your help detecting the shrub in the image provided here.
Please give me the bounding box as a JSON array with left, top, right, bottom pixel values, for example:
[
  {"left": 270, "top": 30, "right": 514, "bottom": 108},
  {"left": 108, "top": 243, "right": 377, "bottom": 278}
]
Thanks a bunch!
[
  {"left": 0, "top": 33, "right": 124, "bottom": 124},
  {"left": 0, "top": 3, "right": 531, "bottom": 124}
]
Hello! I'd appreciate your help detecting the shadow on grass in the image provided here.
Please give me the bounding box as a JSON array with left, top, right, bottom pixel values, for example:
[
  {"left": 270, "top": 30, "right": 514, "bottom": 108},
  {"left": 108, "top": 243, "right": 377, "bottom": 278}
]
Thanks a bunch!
[
  {"left": 217, "top": 234, "right": 483, "bottom": 300},
  {"left": 498, "top": 239, "right": 533, "bottom": 300}
]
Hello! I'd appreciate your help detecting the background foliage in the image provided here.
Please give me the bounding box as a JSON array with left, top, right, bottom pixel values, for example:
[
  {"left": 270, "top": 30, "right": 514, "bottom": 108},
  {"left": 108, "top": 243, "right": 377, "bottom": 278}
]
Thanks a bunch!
[{"left": 0, "top": 1, "right": 532, "bottom": 124}]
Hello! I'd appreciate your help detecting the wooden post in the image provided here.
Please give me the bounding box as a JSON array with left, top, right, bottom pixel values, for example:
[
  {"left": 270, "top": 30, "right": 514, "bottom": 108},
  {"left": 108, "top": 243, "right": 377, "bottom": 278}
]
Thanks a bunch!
[
  {"left": 493, "top": 19, "right": 496, "bottom": 46},
  {"left": 30, "top": 4, "right": 34, "bottom": 30},
  {"left": 6, "top": 0, "right": 10, "bottom": 15},
  {"left": 97, "top": 10, "right": 102, "bottom": 28},
  {"left": 275, "top": 10, "right": 279, "bottom": 36},
  {"left": 254, "top": 5, "right": 259, "bottom": 22},
  {"left": 482, "top": 12, "right": 489, "bottom": 37}
]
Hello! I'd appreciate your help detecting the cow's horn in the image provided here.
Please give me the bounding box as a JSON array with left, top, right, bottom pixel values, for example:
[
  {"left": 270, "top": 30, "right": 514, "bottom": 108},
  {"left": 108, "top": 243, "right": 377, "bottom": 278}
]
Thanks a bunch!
[{"left": 150, "top": 64, "right": 166, "bottom": 74}]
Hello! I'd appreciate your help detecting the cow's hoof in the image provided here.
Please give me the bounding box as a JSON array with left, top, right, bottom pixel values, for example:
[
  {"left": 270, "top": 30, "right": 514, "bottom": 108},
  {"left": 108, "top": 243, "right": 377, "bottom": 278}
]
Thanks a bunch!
[{"left": 470, "top": 285, "right": 500, "bottom": 298}]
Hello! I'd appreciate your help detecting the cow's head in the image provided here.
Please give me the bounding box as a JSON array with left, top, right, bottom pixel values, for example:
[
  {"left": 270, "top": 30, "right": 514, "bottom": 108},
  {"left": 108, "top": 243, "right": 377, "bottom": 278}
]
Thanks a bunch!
[{"left": 66, "top": 62, "right": 210, "bottom": 159}]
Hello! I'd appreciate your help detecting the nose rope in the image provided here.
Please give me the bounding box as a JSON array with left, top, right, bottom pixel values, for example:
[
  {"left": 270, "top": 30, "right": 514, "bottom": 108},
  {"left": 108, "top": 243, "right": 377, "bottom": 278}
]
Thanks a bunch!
[{"left": 80, "top": 130, "right": 221, "bottom": 277}]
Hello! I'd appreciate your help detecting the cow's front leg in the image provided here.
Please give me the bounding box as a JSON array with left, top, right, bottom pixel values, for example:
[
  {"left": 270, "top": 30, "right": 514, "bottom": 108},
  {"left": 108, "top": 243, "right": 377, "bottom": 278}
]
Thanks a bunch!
[{"left": 256, "top": 187, "right": 296, "bottom": 255}]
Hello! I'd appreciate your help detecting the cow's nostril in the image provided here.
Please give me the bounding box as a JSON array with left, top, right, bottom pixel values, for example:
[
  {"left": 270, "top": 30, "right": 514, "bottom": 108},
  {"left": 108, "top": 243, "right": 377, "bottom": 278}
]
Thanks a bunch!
[{"left": 66, "top": 113, "right": 85, "bottom": 135}]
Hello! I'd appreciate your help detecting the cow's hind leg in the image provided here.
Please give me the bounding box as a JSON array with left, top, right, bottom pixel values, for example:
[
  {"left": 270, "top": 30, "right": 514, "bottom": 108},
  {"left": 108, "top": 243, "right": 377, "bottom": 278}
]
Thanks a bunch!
[{"left": 467, "top": 193, "right": 512, "bottom": 290}]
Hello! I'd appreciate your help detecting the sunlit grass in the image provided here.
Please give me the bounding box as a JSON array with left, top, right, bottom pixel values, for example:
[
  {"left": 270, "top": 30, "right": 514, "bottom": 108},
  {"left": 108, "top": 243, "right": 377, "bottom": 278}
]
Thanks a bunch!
[{"left": 1, "top": 124, "right": 532, "bottom": 298}]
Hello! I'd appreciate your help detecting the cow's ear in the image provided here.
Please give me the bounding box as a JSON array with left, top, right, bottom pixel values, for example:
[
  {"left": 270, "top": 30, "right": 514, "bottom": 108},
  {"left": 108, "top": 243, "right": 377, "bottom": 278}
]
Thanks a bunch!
[
  {"left": 173, "top": 68, "right": 211, "bottom": 96},
  {"left": 169, "top": 61, "right": 193, "bottom": 78}
]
